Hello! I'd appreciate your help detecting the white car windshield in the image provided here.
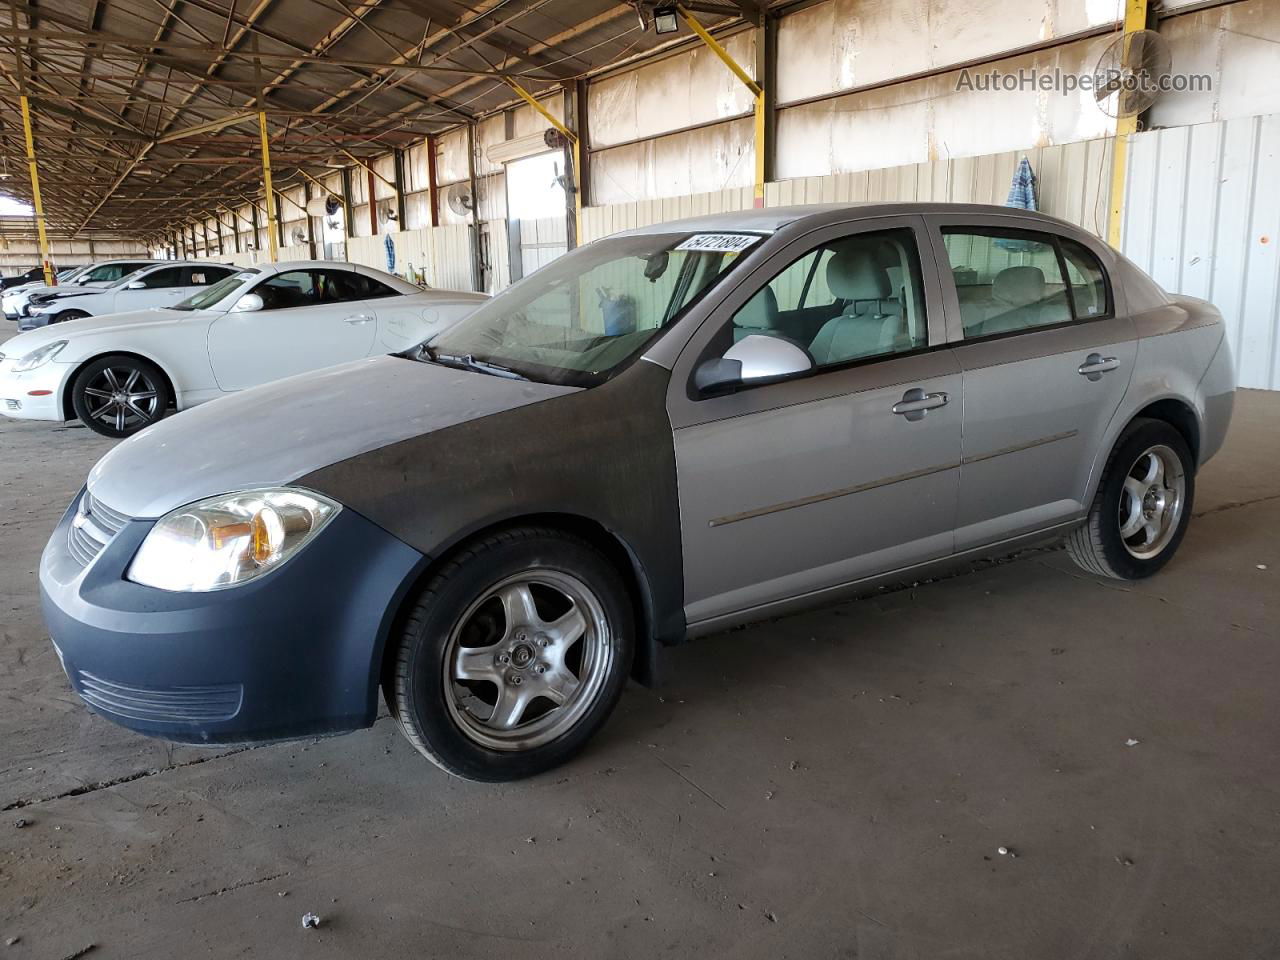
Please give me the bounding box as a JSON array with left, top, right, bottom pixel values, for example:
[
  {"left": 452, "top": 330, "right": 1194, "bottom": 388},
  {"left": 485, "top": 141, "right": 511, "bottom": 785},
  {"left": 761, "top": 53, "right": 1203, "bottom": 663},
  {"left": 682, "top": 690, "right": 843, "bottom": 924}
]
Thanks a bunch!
[
  {"left": 418, "top": 231, "right": 761, "bottom": 387},
  {"left": 173, "top": 270, "right": 260, "bottom": 311}
]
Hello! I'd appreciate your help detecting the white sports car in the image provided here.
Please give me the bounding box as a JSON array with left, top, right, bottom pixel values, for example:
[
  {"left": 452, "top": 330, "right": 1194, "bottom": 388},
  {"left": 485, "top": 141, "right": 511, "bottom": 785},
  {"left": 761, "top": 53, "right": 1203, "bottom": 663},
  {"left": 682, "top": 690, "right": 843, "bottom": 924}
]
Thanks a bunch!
[{"left": 0, "top": 260, "right": 488, "bottom": 437}]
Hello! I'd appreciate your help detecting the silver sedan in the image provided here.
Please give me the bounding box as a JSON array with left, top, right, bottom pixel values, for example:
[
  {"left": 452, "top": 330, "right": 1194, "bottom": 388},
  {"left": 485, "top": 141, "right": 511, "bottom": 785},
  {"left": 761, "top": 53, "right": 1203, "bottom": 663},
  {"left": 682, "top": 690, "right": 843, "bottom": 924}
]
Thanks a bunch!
[{"left": 41, "top": 203, "right": 1235, "bottom": 781}]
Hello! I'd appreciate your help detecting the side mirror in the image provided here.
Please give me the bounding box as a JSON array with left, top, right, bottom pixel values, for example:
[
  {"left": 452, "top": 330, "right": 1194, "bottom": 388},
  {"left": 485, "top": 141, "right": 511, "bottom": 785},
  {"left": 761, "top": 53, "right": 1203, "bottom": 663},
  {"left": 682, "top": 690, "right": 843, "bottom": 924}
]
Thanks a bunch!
[
  {"left": 125, "top": 280, "right": 146, "bottom": 290},
  {"left": 75, "top": 276, "right": 90, "bottom": 285},
  {"left": 694, "top": 334, "right": 813, "bottom": 395},
  {"left": 231, "top": 293, "right": 264, "bottom": 313}
]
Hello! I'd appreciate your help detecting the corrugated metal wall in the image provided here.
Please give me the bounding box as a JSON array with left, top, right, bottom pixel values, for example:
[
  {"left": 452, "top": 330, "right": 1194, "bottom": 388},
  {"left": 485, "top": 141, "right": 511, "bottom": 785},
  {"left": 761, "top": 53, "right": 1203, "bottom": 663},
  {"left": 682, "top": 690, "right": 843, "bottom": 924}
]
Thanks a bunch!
[
  {"left": 582, "top": 138, "right": 1113, "bottom": 243},
  {"left": 1122, "top": 113, "right": 1280, "bottom": 390}
]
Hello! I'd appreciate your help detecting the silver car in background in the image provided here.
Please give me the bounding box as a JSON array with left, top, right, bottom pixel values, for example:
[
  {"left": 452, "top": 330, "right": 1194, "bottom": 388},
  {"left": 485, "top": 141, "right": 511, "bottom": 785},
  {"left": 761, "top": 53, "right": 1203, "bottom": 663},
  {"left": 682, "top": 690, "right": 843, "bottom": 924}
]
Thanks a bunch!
[{"left": 41, "top": 203, "right": 1234, "bottom": 782}]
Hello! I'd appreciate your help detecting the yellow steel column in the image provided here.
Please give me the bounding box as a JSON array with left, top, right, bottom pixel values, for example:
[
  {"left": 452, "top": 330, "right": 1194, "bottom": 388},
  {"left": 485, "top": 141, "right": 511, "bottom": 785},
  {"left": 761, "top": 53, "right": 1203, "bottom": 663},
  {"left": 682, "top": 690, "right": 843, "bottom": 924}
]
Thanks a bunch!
[
  {"left": 18, "top": 95, "right": 54, "bottom": 286},
  {"left": 258, "top": 111, "right": 279, "bottom": 263},
  {"left": 678, "top": 6, "right": 765, "bottom": 208},
  {"left": 1107, "top": 0, "right": 1150, "bottom": 249},
  {"left": 503, "top": 78, "right": 582, "bottom": 246}
]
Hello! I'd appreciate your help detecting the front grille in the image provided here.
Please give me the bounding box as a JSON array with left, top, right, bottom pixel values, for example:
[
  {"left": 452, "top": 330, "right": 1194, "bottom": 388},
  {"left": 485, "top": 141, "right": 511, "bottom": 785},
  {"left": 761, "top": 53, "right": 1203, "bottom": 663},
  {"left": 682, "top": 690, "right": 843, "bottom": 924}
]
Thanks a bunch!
[
  {"left": 77, "top": 671, "right": 243, "bottom": 724},
  {"left": 67, "top": 490, "right": 131, "bottom": 569}
]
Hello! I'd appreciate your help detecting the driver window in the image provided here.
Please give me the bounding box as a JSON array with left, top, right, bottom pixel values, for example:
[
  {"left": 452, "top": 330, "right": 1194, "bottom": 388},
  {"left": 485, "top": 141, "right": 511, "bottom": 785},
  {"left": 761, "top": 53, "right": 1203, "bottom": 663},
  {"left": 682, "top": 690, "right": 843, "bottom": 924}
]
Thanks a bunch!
[
  {"left": 726, "top": 227, "right": 928, "bottom": 367},
  {"left": 253, "top": 270, "right": 324, "bottom": 310}
]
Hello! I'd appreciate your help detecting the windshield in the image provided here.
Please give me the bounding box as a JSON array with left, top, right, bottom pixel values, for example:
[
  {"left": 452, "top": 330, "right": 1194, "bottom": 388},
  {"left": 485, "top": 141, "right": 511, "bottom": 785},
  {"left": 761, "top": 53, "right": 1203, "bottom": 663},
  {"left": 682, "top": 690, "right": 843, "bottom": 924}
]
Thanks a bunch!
[
  {"left": 421, "top": 231, "right": 760, "bottom": 386},
  {"left": 173, "top": 270, "right": 259, "bottom": 311}
]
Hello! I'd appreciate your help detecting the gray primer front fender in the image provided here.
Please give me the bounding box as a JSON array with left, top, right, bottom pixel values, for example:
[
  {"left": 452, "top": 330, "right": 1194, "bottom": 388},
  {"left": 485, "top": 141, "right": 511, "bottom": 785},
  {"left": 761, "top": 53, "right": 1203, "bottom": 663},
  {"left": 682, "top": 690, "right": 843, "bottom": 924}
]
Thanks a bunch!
[{"left": 298, "top": 360, "right": 686, "bottom": 679}]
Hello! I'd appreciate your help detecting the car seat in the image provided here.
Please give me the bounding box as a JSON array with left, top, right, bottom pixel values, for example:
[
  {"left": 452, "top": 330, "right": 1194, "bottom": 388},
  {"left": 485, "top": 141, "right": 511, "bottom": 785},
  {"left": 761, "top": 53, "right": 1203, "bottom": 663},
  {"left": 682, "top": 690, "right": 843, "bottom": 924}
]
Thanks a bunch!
[{"left": 809, "top": 244, "right": 900, "bottom": 364}]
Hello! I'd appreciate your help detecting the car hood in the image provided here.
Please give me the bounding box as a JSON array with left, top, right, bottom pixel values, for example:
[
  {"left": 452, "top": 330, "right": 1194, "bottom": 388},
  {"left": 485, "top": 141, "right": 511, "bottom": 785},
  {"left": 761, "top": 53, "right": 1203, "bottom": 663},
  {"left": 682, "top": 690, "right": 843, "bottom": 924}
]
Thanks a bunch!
[
  {"left": 3, "top": 308, "right": 204, "bottom": 355},
  {"left": 87, "top": 354, "right": 580, "bottom": 518}
]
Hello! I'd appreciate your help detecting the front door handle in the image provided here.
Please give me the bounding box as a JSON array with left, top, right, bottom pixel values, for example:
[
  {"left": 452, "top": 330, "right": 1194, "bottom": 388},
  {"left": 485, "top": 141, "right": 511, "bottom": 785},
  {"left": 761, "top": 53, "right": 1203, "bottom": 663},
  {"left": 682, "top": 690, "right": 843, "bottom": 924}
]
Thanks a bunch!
[
  {"left": 1078, "top": 353, "right": 1119, "bottom": 381},
  {"left": 343, "top": 314, "right": 374, "bottom": 325},
  {"left": 892, "top": 387, "right": 949, "bottom": 422}
]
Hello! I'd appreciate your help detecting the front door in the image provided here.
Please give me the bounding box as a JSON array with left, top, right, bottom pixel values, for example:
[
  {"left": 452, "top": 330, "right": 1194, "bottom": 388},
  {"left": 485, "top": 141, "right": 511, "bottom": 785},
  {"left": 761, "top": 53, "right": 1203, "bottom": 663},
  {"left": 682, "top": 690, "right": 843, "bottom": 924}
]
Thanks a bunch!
[
  {"left": 926, "top": 216, "right": 1137, "bottom": 549},
  {"left": 668, "top": 216, "right": 963, "bottom": 627},
  {"left": 207, "top": 268, "right": 378, "bottom": 391}
]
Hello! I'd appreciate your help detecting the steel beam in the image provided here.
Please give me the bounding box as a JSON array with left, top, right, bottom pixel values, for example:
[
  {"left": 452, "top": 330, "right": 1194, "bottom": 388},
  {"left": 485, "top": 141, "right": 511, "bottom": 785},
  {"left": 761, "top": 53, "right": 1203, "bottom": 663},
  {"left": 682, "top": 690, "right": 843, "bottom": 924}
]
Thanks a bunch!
[{"left": 1107, "top": 0, "right": 1150, "bottom": 248}]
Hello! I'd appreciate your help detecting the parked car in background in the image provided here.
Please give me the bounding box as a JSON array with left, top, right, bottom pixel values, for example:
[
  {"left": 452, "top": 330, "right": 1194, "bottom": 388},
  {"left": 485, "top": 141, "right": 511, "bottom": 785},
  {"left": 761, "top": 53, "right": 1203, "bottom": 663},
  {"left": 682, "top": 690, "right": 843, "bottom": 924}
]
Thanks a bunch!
[
  {"left": 19, "top": 261, "right": 234, "bottom": 330},
  {"left": 36, "top": 204, "right": 1234, "bottom": 781},
  {"left": 5, "top": 259, "right": 162, "bottom": 320},
  {"left": 1, "top": 259, "right": 488, "bottom": 436},
  {"left": 1, "top": 266, "right": 46, "bottom": 290}
]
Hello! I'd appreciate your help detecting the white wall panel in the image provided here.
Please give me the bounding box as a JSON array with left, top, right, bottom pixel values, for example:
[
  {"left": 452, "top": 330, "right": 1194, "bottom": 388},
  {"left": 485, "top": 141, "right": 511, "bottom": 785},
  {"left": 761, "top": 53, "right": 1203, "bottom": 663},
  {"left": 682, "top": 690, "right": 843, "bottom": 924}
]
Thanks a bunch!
[
  {"left": 1147, "top": 0, "right": 1280, "bottom": 129},
  {"left": 776, "top": 36, "right": 1114, "bottom": 181},
  {"left": 591, "top": 118, "right": 754, "bottom": 207},
  {"left": 1122, "top": 113, "right": 1280, "bottom": 390},
  {"left": 776, "top": 0, "right": 1122, "bottom": 105},
  {"left": 589, "top": 31, "right": 756, "bottom": 148}
]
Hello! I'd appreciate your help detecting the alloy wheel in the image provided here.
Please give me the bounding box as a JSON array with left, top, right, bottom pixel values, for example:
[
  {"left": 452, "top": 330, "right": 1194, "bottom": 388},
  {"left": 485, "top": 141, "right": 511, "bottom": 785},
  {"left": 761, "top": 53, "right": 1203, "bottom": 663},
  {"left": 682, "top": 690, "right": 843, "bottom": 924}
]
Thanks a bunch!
[
  {"left": 1117, "top": 443, "right": 1186, "bottom": 560},
  {"left": 81, "top": 365, "right": 162, "bottom": 434},
  {"left": 442, "top": 569, "right": 613, "bottom": 751}
]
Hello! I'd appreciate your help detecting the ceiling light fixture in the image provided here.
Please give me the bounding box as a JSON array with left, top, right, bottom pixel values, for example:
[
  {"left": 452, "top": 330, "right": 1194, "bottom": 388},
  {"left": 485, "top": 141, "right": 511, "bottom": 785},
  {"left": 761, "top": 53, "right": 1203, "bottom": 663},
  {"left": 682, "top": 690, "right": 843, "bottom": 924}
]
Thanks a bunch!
[{"left": 653, "top": 3, "right": 680, "bottom": 34}]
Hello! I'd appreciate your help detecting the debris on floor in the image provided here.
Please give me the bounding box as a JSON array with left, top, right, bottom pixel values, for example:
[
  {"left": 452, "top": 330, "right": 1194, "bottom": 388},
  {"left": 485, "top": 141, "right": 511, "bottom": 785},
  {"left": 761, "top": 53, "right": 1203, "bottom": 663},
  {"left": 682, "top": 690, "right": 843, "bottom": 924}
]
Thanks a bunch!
[
  {"left": 5, "top": 937, "right": 20, "bottom": 947},
  {"left": 59, "top": 946, "right": 95, "bottom": 960},
  {"left": 1125, "top": 738, "right": 1141, "bottom": 747},
  {"left": 301, "top": 913, "right": 321, "bottom": 929},
  {"left": 13, "top": 818, "right": 29, "bottom": 829}
]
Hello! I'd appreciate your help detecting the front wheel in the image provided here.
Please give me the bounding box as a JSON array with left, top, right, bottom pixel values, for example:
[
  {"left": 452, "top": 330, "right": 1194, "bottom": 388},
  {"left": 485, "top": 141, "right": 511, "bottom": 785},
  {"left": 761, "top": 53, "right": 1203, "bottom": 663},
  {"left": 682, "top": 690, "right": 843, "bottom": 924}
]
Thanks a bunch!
[
  {"left": 390, "top": 527, "right": 635, "bottom": 781},
  {"left": 52, "top": 309, "right": 90, "bottom": 324},
  {"left": 1066, "top": 418, "right": 1195, "bottom": 580},
  {"left": 70, "top": 355, "right": 172, "bottom": 438}
]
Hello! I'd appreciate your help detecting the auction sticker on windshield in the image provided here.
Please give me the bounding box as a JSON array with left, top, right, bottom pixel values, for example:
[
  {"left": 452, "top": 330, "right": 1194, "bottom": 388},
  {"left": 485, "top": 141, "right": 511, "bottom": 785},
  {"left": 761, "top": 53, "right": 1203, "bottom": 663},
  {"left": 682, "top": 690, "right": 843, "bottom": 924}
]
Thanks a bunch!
[{"left": 674, "top": 233, "right": 761, "bottom": 253}]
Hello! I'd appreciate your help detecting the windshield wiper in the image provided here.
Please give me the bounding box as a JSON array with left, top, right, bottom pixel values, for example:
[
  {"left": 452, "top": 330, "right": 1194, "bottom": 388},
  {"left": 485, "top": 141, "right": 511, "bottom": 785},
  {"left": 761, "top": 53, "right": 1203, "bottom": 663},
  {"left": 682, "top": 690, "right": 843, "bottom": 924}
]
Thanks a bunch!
[{"left": 417, "top": 344, "right": 527, "bottom": 380}]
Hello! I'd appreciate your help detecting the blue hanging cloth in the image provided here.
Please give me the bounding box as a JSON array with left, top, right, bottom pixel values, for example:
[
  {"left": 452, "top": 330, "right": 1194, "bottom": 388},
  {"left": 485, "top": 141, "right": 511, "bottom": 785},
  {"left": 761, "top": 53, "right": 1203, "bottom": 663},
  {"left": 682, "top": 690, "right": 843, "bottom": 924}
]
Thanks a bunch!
[
  {"left": 998, "top": 157, "right": 1039, "bottom": 252},
  {"left": 384, "top": 232, "right": 396, "bottom": 273},
  {"left": 1005, "top": 156, "right": 1038, "bottom": 211}
]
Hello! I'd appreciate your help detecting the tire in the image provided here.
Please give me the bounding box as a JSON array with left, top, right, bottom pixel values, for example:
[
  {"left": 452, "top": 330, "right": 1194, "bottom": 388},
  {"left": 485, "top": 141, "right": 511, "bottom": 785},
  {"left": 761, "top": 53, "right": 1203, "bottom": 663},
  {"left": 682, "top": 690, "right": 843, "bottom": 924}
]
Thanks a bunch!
[
  {"left": 70, "top": 354, "right": 172, "bottom": 438},
  {"left": 390, "top": 527, "right": 635, "bottom": 782},
  {"left": 1066, "top": 417, "right": 1196, "bottom": 580},
  {"left": 52, "top": 309, "right": 90, "bottom": 324}
]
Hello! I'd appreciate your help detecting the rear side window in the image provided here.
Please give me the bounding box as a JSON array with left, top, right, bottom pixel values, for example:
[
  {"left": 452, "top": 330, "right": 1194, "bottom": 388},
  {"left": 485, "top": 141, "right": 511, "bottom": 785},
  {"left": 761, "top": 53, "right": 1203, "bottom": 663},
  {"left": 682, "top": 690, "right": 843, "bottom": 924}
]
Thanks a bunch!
[
  {"left": 1059, "top": 239, "right": 1110, "bottom": 319},
  {"left": 942, "top": 228, "right": 1108, "bottom": 339},
  {"left": 182, "top": 266, "right": 233, "bottom": 286}
]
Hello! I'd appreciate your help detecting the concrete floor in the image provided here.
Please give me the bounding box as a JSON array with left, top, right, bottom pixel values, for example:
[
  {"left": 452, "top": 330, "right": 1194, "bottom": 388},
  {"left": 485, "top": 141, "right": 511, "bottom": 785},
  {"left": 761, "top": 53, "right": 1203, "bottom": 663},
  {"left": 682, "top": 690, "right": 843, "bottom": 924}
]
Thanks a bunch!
[{"left": 2, "top": 324, "right": 1278, "bottom": 958}]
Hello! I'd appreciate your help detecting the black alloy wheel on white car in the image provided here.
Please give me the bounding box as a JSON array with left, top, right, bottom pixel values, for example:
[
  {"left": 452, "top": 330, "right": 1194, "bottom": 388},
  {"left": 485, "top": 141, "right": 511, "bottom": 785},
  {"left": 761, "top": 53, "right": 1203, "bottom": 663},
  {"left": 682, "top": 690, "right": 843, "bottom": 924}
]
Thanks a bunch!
[{"left": 70, "top": 354, "right": 172, "bottom": 438}]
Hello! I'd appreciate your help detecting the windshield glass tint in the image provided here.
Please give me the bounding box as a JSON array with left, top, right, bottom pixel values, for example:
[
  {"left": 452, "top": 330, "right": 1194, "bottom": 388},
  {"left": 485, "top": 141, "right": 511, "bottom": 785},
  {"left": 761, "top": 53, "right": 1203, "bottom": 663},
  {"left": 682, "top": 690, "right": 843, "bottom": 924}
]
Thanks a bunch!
[
  {"left": 426, "top": 231, "right": 759, "bottom": 386},
  {"left": 173, "top": 270, "right": 259, "bottom": 310}
]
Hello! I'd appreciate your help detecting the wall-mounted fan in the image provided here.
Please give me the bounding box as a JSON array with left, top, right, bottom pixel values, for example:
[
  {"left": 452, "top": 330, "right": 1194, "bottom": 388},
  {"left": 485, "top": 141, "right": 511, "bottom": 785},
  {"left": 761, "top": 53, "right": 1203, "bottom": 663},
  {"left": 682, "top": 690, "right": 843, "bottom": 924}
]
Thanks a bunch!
[
  {"left": 290, "top": 227, "right": 307, "bottom": 245},
  {"left": 1093, "top": 29, "right": 1172, "bottom": 118},
  {"left": 447, "top": 183, "right": 476, "bottom": 218},
  {"left": 377, "top": 202, "right": 398, "bottom": 227}
]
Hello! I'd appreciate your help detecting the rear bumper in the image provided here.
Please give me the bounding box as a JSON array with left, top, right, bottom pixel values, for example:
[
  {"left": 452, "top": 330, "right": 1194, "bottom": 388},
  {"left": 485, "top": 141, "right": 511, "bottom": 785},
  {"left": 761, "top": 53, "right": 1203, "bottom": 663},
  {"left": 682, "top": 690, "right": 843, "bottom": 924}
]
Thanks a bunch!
[{"left": 40, "top": 491, "right": 427, "bottom": 744}]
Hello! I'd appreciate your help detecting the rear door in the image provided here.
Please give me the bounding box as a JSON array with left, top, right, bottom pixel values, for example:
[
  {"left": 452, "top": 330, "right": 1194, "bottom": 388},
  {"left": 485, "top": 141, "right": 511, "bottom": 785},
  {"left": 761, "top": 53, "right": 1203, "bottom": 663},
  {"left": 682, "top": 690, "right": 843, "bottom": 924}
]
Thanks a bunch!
[
  {"left": 925, "top": 213, "right": 1135, "bottom": 549},
  {"left": 206, "top": 268, "right": 377, "bottom": 391},
  {"left": 668, "top": 216, "right": 962, "bottom": 627},
  {"left": 116, "top": 265, "right": 193, "bottom": 310}
]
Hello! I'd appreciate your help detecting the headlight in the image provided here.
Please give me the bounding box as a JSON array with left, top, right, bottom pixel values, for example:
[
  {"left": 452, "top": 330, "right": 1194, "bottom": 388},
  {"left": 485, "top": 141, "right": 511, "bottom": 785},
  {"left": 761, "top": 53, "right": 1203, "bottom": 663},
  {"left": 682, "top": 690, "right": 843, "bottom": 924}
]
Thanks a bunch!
[
  {"left": 12, "top": 340, "right": 67, "bottom": 372},
  {"left": 127, "top": 488, "right": 340, "bottom": 592}
]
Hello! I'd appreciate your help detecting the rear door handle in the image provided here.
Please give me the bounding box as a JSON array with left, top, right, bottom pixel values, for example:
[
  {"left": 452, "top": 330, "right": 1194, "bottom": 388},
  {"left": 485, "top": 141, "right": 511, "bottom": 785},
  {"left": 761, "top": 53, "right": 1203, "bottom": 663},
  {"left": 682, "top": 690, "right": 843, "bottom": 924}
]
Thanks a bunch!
[
  {"left": 343, "top": 314, "right": 374, "bottom": 324},
  {"left": 892, "top": 387, "right": 949, "bottom": 422},
  {"left": 1078, "top": 353, "right": 1119, "bottom": 380}
]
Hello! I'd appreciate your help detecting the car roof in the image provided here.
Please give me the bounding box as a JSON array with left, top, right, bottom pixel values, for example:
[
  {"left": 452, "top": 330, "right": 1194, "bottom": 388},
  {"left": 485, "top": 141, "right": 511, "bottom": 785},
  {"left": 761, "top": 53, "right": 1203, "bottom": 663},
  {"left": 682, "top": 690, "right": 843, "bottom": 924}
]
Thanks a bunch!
[{"left": 614, "top": 201, "right": 1084, "bottom": 237}]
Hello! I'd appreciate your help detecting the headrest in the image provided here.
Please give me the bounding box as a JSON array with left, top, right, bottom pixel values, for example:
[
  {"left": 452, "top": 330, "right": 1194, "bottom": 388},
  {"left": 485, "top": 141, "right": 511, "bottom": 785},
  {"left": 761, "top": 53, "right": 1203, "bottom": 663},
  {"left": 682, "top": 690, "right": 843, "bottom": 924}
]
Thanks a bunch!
[
  {"left": 827, "top": 245, "right": 891, "bottom": 300},
  {"left": 736, "top": 285, "right": 779, "bottom": 329},
  {"left": 884, "top": 265, "right": 904, "bottom": 295},
  {"left": 992, "top": 266, "right": 1045, "bottom": 306}
]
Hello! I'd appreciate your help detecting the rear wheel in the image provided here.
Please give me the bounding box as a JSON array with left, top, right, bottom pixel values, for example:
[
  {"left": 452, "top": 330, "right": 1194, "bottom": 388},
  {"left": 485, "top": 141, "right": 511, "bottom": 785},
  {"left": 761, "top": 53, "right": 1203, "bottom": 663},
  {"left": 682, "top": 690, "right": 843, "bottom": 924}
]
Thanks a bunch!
[
  {"left": 1066, "top": 418, "right": 1195, "bottom": 580},
  {"left": 70, "top": 354, "right": 171, "bottom": 438},
  {"left": 390, "top": 527, "right": 634, "bottom": 781}
]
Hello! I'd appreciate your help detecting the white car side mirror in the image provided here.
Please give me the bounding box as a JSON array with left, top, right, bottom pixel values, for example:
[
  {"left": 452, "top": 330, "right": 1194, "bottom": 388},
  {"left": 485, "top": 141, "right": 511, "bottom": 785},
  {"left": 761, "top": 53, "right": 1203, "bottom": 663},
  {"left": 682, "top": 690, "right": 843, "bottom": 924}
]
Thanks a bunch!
[
  {"left": 231, "top": 293, "right": 264, "bottom": 313},
  {"left": 125, "top": 280, "right": 146, "bottom": 290},
  {"left": 695, "top": 334, "right": 814, "bottom": 395}
]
